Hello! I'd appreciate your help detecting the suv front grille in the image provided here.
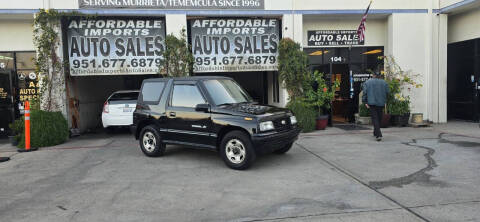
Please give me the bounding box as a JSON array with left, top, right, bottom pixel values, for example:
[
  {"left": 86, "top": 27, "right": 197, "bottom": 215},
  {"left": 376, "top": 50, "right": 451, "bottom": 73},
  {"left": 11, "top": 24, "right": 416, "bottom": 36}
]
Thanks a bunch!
[{"left": 273, "top": 117, "right": 292, "bottom": 132}]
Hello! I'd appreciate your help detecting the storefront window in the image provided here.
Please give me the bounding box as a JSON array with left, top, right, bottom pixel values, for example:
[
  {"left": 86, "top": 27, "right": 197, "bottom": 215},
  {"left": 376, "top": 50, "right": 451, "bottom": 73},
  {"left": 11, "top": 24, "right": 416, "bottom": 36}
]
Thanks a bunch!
[
  {"left": 15, "top": 52, "right": 38, "bottom": 103},
  {"left": 0, "top": 52, "right": 14, "bottom": 70},
  {"left": 304, "top": 46, "right": 384, "bottom": 123}
]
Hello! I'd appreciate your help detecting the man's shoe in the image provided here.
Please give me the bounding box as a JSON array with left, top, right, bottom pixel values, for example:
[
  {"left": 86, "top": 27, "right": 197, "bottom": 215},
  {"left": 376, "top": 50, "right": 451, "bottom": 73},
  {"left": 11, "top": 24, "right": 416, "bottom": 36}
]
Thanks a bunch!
[{"left": 376, "top": 137, "right": 382, "bottom": 141}]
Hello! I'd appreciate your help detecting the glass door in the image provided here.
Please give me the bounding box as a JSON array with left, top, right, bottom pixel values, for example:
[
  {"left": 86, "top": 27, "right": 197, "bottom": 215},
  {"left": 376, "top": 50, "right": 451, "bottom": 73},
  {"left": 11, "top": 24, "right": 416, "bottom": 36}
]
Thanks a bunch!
[{"left": 0, "top": 71, "right": 14, "bottom": 137}]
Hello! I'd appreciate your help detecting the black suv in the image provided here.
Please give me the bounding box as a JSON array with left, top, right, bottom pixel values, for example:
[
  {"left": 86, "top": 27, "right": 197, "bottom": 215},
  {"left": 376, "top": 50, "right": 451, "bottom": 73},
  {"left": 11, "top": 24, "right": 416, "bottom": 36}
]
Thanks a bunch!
[{"left": 132, "top": 76, "right": 301, "bottom": 170}]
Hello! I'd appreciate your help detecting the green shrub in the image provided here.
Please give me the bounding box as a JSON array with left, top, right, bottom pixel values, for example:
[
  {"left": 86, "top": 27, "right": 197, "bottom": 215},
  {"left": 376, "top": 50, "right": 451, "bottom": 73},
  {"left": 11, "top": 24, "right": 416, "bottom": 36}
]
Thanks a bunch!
[
  {"left": 387, "top": 98, "right": 410, "bottom": 115},
  {"left": 10, "top": 110, "right": 68, "bottom": 148},
  {"left": 359, "top": 104, "right": 370, "bottom": 117},
  {"left": 287, "top": 100, "right": 317, "bottom": 133},
  {"left": 278, "top": 38, "right": 309, "bottom": 99}
]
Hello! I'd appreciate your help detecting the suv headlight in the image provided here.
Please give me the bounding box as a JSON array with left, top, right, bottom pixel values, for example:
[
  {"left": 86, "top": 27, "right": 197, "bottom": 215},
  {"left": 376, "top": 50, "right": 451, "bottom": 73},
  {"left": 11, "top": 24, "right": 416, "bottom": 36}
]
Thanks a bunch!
[
  {"left": 259, "top": 121, "right": 275, "bottom": 131},
  {"left": 290, "top": 116, "right": 297, "bottom": 125}
]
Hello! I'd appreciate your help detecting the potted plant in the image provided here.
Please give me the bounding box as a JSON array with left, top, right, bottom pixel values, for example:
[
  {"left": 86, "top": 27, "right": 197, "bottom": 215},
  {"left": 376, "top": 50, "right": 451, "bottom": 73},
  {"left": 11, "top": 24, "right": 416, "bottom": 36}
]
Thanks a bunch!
[
  {"left": 380, "top": 56, "right": 423, "bottom": 127},
  {"left": 304, "top": 71, "right": 339, "bottom": 130},
  {"left": 8, "top": 122, "right": 20, "bottom": 146},
  {"left": 388, "top": 94, "right": 410, "bottom": 126},
  {"left": 356, "top": 103, "right": 371, "bottom": 125},
  {"left": 7, "top": 132, "right": 18, "bottom": 146}
]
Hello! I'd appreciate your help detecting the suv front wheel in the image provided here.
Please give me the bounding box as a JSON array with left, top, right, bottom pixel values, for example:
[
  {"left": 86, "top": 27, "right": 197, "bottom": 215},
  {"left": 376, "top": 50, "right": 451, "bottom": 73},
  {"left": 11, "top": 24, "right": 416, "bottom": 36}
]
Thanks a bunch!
[
  {"left": 220, "top": 131, "right": 256, "bottom": 170},
  {"left": 139, "top": 125, "right": 166, "bottom": 157}
]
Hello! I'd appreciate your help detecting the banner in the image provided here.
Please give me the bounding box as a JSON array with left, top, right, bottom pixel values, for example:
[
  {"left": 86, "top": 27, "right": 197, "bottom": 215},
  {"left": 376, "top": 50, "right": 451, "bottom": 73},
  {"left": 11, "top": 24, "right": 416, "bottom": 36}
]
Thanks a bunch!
[
  {"left": 307, "top": 30, "right": 363, "bottom": 46},
  {"left": 66, "top": 17, "right": 166, "bottom": 76},
  {"left": 190, "top": 18, "right": 279, "bottom": 73},
  {"left": 79, "top": 0, "right": 264, "bottom": 9}
]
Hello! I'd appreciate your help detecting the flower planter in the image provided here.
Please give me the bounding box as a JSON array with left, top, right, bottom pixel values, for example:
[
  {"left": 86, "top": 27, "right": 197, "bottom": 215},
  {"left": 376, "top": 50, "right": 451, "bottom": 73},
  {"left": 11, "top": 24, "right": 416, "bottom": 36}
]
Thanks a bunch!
[
  {"left": 8, "top": 135, "right": 18, "bottom": 146},
  {"left": 381, "top": 113, "right": 391, "bottom": 128},
  {"left": 316, "top": 115, "right": 329, "bottom": 130},
  {"left": 391, "top": 113, "right": 410, "bottom": 127},
  {"left": 355, "top": 113, "right": 371, "bottom": 125},
  {"left": 411, "top": 113, "right": 423, "bottom": 124}
]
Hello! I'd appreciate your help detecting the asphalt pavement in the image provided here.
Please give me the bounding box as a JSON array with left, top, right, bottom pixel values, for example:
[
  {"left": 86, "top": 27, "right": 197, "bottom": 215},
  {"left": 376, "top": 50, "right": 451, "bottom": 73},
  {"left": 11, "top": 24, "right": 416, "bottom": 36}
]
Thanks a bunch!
[{"left": 0, "top": 122, "right": 479, "bottom": 222}]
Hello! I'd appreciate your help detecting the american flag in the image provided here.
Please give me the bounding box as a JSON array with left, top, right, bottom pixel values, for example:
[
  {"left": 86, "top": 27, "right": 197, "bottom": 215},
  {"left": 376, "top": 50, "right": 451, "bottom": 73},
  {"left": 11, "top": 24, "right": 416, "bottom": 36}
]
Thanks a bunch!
[{"left": 357, "top": 1, "right": 372, "bottom": 43}]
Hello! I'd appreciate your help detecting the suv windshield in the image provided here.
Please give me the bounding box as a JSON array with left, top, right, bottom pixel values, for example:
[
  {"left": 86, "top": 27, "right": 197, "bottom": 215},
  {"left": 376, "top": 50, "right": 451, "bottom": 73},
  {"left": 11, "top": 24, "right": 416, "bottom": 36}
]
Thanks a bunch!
[{"left": 203, "top": 79, "right": 252, "bottom": 105}]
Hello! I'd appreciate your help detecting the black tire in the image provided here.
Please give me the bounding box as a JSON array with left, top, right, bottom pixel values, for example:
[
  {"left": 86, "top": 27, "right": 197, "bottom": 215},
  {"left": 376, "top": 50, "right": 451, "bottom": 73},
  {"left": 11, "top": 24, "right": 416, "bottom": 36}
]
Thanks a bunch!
[
  {"left": 105, "top": 126, "right": 115, "bottom": 134},
  {"left": 220, "top": 130, "right": 256, "bottom": 170},
  {"left": 274, "top": 142, "right": 294, "bottom": 154},
  {"left": 139, "top": 125, "right": 166, "bottom": 157}
]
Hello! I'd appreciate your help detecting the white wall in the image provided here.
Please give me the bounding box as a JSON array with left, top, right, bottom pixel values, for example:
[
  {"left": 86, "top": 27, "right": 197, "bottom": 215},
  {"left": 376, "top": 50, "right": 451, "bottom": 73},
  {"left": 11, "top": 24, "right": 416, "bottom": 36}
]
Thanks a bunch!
[
  {"left": 295, "top": 0, "right": 429, "bottom": 10},
  {"left": 49, "top": 0, "right": 78, "bottom": 9},
  {"left": 433, "top": 14, "right": 448, "bottom": 123},
  {"left": 166, "top": 14, "right": 187, "bottom": 37},
  {"left": 303, "top": 16, "right": 387, "bottom": 47},
  {"left": 1, "top": 0, "right": 440, "bottom": 11},
  {"left": 265, "top": 0, "right": 292, "bottom": 10},
  {"left": 0, "top": 0, "right": 43, "bottom": 9},
  {"left": 0, "top": 19, "right": 34, "bottom": 51},
  {"left": 387, "top": 13, "right": 430, "bottom": 120},
  {"left": 448, "top": 8, "right": 480, "bottom": 43}
]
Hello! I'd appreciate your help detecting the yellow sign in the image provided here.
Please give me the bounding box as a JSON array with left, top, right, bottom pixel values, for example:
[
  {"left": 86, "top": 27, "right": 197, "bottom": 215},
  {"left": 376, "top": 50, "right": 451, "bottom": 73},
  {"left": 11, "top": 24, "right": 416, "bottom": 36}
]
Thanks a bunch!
[{"left": 19, "top": 80, "right": 39, "bottom": 102}]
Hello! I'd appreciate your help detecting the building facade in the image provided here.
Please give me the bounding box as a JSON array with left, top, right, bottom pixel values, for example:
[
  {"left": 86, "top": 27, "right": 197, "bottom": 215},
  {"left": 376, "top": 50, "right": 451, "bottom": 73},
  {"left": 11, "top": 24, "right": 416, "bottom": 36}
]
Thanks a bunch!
[{"left": 0, "top": 0, "right": 479, "bottom": 134}]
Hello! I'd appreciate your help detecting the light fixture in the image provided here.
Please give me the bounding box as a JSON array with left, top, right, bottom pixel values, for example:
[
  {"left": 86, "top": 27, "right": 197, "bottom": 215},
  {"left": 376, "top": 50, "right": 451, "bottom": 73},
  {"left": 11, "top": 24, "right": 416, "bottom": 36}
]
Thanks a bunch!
[
  {"left": 309, "top": 50, "right": 329, "bottom": 56},
  {"left": 362, "top": 49, "right": 382, "bottom": 55}
]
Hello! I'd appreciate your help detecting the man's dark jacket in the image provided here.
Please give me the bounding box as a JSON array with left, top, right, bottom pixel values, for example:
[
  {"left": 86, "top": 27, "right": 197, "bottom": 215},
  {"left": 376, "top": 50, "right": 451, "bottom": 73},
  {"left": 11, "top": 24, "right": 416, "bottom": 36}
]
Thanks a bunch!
[{"left": 362, "top": 78, "right": 389, "bottom": 106}]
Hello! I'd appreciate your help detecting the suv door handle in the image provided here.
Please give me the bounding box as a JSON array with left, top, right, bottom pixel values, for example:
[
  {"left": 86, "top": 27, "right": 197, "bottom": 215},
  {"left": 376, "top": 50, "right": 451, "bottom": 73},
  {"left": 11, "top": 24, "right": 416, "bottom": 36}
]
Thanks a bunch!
[{"left": 169, "top": 112, "right": 176, "bottom": 118}]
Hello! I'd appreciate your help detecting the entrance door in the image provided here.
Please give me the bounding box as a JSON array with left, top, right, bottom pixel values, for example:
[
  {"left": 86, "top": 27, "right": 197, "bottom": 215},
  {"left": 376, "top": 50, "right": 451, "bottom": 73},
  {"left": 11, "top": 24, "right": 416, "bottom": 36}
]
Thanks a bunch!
[
  {"left": 331, "top": 64, "right": 353, "bottom": 123},
  {"left": 447, "top": 39, "right": 479, "bottom": 121},
  {"left": 0, "top": 71, "right": 14, "bottom": 137}
]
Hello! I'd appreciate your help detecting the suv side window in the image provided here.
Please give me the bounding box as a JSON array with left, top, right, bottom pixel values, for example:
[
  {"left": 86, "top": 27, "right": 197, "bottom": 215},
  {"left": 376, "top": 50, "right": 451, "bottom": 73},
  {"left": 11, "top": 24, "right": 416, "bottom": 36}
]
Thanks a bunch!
[
  {"left": 171, "top": 84, "right": 206, "bottom": 108},
  {"left": 141, "top": 81, "right": 165, "bottom": 102}
]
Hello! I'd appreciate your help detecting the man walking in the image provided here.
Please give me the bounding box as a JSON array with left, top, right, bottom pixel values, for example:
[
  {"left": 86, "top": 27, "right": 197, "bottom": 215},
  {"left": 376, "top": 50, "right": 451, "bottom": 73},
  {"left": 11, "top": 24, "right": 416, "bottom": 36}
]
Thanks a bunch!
[{"left": 362, "top": 73, "right": 389, "bottom": 141}]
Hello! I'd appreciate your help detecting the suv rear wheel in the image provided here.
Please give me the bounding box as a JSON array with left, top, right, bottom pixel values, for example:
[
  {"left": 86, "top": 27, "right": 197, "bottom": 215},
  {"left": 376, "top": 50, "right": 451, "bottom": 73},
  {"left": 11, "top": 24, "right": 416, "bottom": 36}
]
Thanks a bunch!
[
  {"left": 139, "top": 125, "right": 165, "bottom": 157},
  {"left": 220, "top": 131, "right": 256, "bottom": 170}
]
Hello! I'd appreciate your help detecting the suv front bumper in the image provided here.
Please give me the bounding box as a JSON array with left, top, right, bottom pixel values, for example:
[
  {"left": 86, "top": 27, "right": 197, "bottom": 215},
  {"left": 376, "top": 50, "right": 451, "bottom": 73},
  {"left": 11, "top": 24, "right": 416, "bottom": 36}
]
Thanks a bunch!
[{"left": 251, "top": 127, "right": 302, "bottom": 153}]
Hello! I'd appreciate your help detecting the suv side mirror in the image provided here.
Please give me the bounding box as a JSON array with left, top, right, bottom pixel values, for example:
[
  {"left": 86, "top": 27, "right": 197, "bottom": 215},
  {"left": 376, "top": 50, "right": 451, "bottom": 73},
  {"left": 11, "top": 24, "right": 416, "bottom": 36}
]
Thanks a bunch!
[{"left": 195, "top": 103, "right": 210, "bottom": 112}]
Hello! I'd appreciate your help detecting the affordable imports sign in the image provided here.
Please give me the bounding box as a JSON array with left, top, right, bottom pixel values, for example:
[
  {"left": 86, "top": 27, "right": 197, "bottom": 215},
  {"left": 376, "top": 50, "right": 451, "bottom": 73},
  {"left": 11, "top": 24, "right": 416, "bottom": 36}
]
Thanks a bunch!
[
  {"left": 190, "top": 18, "right": 279, "bottom": 73},
  {"left": 307, "top": 30, "right": 363, "bottom": 46},
  {"left": 66, "top": 17, "right": 166, "bottom": 76},
  {"left": 79, "top": 0, "right": 264, "bottom": 9}
]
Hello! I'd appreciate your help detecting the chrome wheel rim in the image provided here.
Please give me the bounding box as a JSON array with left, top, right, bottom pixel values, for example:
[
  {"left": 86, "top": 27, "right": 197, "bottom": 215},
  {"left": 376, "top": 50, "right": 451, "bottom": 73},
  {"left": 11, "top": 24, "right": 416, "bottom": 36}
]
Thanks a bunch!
[
  {"left": 142, "top": 132, "right": 156, "bottom": 152},
  {"left": 225, "top": 139, "right": 246, "bottom": 164}
]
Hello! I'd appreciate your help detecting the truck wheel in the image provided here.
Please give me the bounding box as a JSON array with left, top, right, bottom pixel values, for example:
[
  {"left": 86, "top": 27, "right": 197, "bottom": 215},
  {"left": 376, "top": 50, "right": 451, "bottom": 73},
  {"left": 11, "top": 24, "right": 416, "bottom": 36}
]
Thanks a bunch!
[
  {"left": 274, "top": 142, "right": 294, "bottom": 154},
  {"left": 220, "top": 131, "right": 256, "bottom": 170},
  {"left": 139, "top": 125, "right": 165, "bottom": 157}
]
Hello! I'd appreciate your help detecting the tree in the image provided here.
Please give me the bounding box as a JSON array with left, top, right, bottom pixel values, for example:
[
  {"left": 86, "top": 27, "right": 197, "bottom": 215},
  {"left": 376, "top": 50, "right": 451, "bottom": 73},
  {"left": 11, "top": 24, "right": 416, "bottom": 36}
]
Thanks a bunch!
[
  {"left": 158, "top": 29, "right": 194, "bottom": 77},
  {"left": 278, "top": 38, "right": 309, "bottom": 99}
]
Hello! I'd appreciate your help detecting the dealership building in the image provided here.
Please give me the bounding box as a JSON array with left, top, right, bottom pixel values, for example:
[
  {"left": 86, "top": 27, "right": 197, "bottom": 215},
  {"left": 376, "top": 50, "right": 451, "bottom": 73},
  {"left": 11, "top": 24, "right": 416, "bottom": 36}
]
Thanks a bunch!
[{"left": 0, "top": 0, "right": 480, "bottom": 134}]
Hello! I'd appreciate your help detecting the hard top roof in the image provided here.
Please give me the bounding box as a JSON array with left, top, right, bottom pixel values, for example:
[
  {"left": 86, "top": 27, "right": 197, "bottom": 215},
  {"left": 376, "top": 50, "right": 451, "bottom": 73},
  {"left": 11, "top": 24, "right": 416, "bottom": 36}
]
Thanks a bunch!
[{"left": 142, "top": 76, "right": 233, "bottom": 82}]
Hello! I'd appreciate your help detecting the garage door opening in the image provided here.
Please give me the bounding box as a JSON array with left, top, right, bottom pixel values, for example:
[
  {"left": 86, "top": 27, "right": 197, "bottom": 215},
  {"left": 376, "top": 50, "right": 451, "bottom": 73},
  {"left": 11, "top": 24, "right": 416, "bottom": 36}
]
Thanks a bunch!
[
  {"left": 67, "top": 75, "right": 154, "bottom": 133},
  {"left": 195, "top": 71, "right": 268, "bottom": 105}
]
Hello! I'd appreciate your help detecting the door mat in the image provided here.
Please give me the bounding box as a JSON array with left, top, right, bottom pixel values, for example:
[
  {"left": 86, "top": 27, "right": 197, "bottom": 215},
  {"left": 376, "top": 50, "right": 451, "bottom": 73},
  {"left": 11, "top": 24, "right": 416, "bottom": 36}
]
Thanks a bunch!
[{"left": 334, "top": 124, "right": 370, "bottom": 131}]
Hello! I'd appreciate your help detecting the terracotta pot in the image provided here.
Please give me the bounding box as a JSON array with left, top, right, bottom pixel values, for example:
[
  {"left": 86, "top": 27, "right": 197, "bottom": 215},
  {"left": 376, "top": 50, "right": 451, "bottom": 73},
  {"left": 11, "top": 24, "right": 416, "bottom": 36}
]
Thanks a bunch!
[
  {"left": 316, "top": 115, "right": 329, "bottom": 130},
  {"left": 381, "top": 113, "right": 391, "bottom": 128}
]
